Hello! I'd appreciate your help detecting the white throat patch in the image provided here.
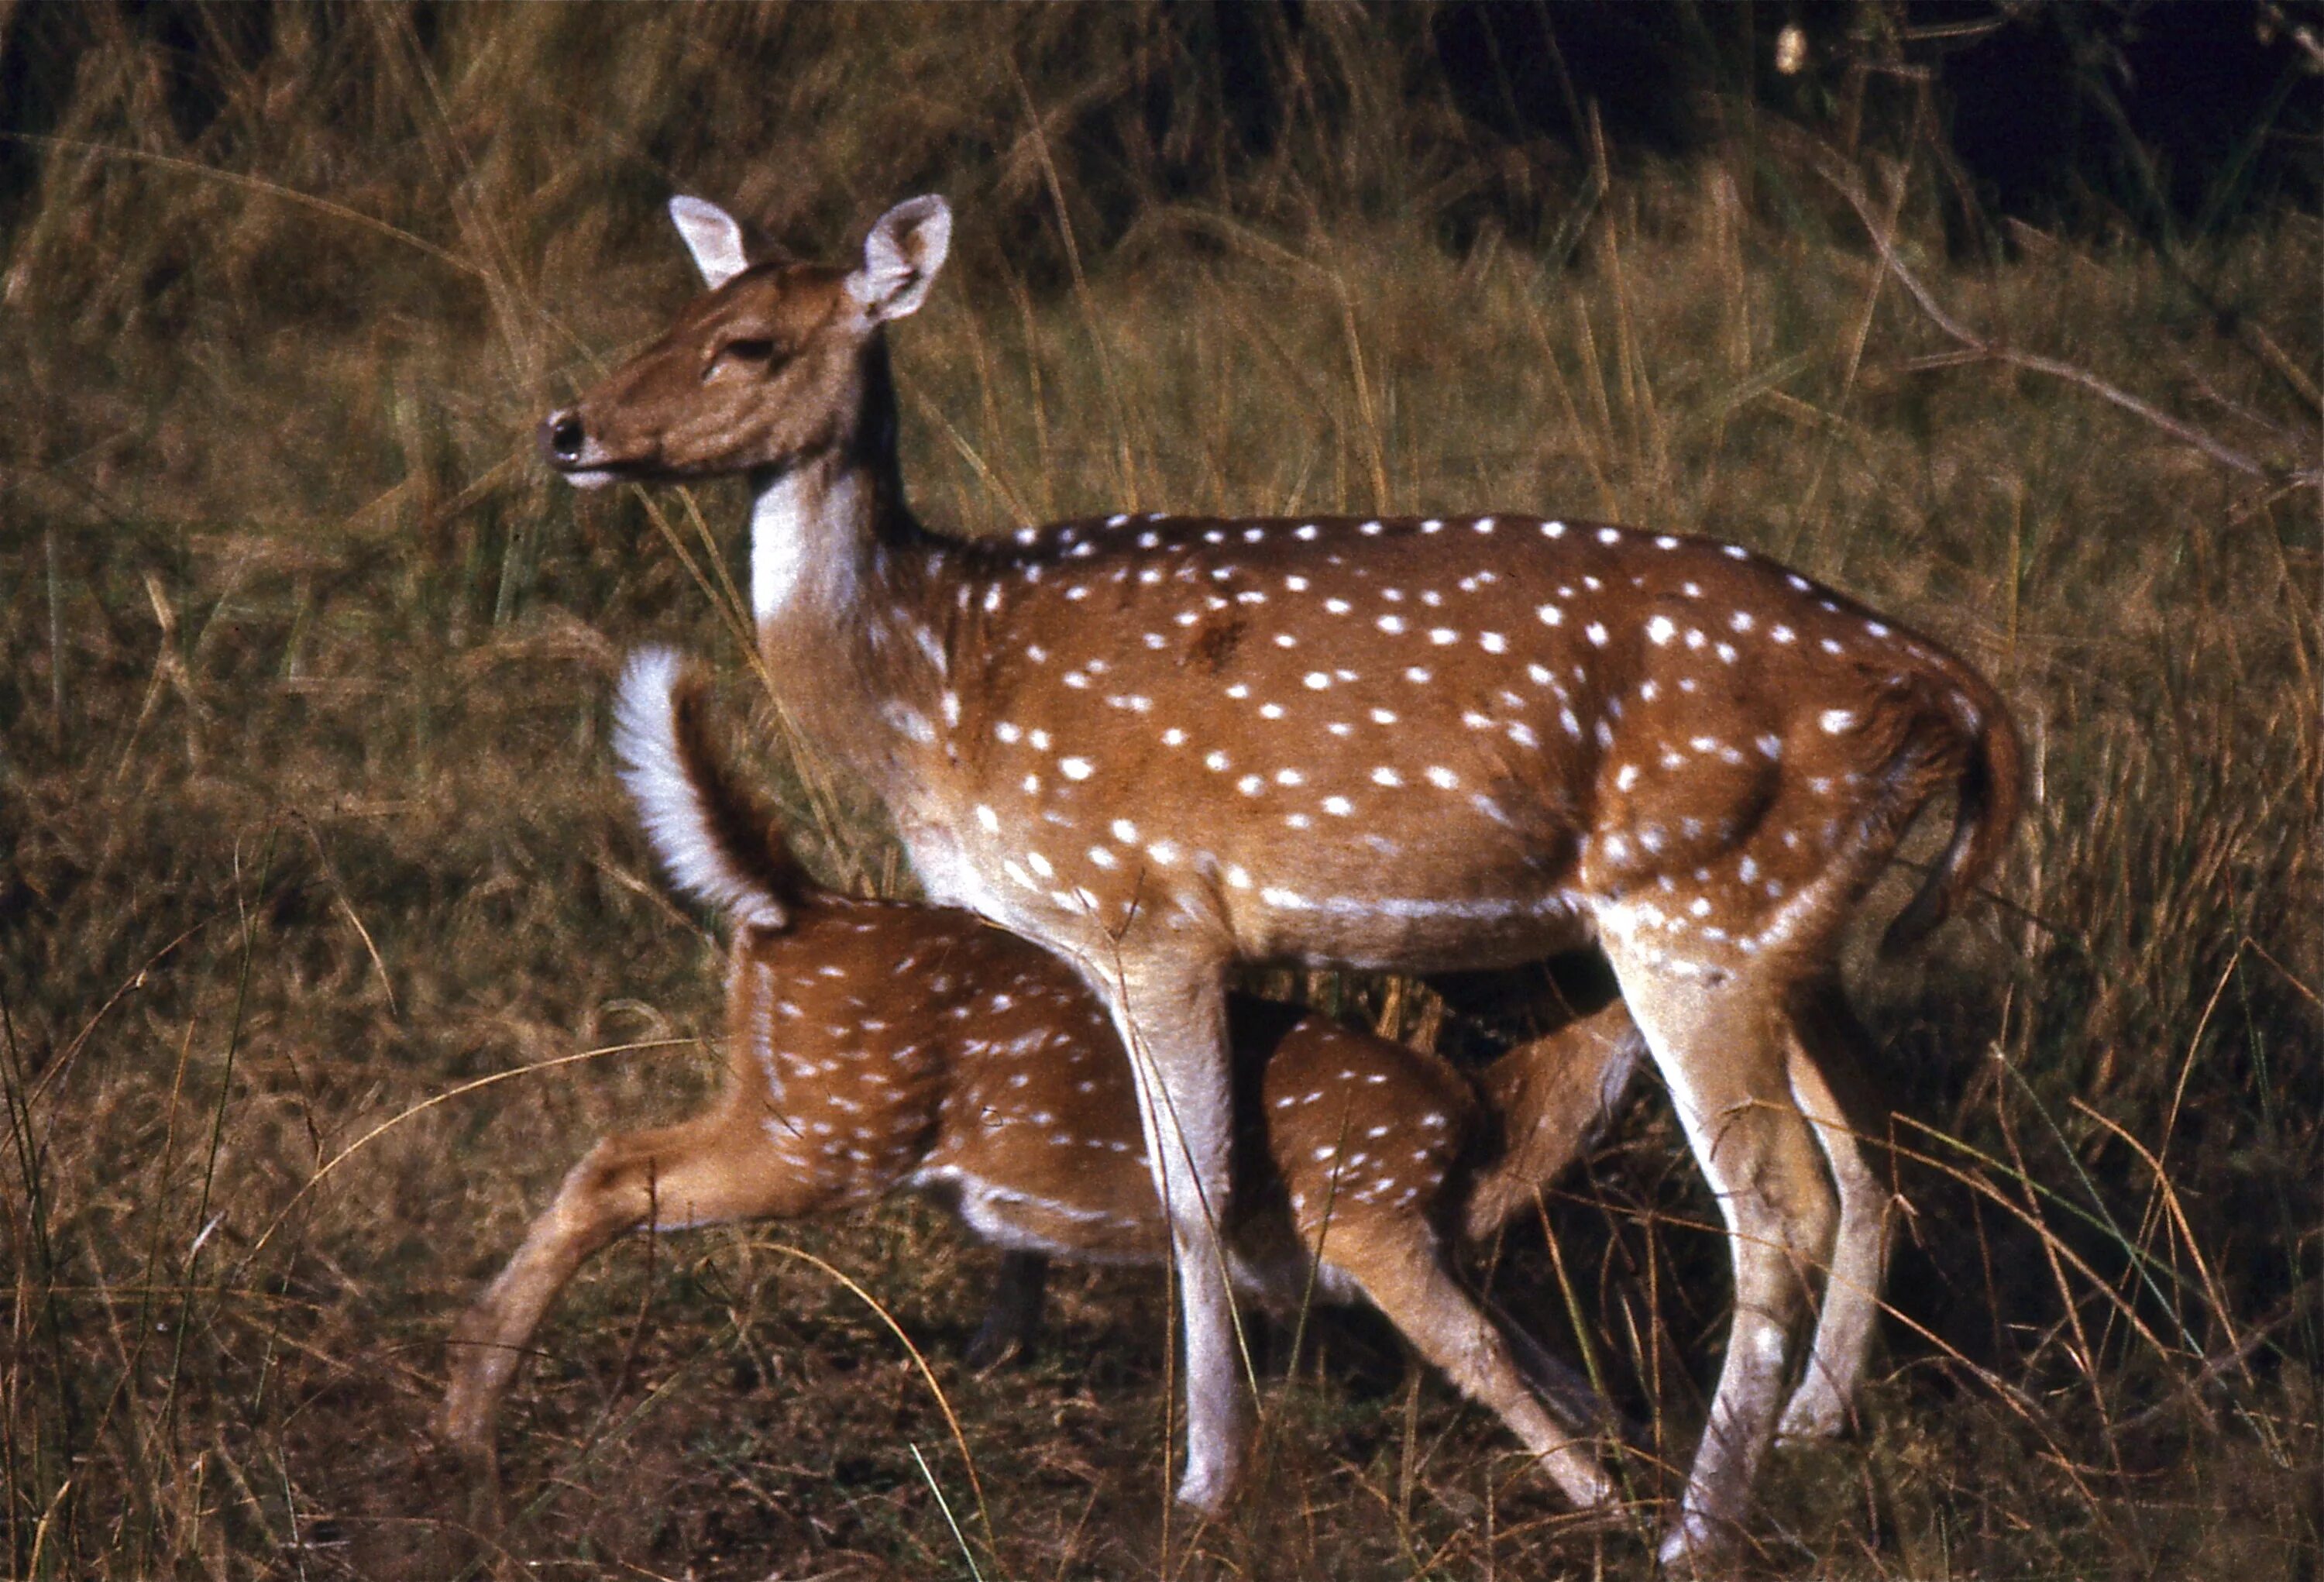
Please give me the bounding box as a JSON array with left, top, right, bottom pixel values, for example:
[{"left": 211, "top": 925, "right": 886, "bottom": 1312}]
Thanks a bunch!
[{"left": 751, "top": 467, "right": 861, "bottom": 622}]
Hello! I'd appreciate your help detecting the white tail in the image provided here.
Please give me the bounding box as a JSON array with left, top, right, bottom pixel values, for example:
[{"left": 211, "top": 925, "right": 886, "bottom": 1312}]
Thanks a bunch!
[
  {"left": 537, "top": 193, "right": 2019, "bottom": 1560},
  {"left": 611, "top": 646, "right": 793, "bottom": 931},
  {"left": 442, "top": 655, "right": 1679, "bottom": 1515}
]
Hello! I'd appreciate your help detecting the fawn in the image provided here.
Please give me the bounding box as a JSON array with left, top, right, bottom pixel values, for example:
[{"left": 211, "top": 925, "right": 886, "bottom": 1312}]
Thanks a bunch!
[
  {"left": 536, "top": 193, "right": 2017, "bottom": 1560},
  {"left": 440, "top": 649, "right": 1646, "bottom": 1513}
]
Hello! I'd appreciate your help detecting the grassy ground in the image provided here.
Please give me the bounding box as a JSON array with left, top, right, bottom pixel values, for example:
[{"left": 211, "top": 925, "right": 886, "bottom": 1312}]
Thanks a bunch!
[{"left": 2, "top": 8, "right": 2319, "bottom": 1578}]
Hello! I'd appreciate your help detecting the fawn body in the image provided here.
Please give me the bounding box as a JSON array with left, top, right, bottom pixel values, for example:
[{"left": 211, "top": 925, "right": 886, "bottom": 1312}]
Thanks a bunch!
[
  {"left": 441, "top": 651, "right": 1641, "bottom": 1511},
  {"left": 538, "top": 194, "right": 2018, "bottom": 1560}
]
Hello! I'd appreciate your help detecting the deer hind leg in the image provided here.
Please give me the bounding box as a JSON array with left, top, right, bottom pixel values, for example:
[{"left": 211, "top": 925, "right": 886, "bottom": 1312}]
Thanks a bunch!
[
  {"left": 964, "top": 1250, "right": 1050, "bottom": 1371},
  {"left": 1336, "top": 1226, "right": 1617, "bottom": 1512},
  {"left": 438, "top": 1108, "right": 779, "bottom": 1464},
  {"left": 1776, "top": 986, "right": 1889, "bottom": 1443},
  {"left": 1602, "top": 948, "right": 1838, "bottom": 1567},
  {"left": 1095, "top": 956, "right": 1250, "bottom": 1514}
]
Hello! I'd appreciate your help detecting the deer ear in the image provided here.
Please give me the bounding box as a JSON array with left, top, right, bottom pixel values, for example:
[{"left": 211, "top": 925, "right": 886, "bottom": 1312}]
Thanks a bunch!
[
  {"left": 669, "top": 195, "right": 751, "bottom": 289},
  {"left": 847, "top": 195, "right": 951, "bottom": 322}
]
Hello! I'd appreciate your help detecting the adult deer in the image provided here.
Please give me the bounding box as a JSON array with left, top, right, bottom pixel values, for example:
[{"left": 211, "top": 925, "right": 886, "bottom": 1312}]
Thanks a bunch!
[
  {"left": 441, "top": 648, "right": 1635, "bottom": 1510},
  {"left": 538, "top": 193, "right": 2018, "bottom": 1562}
]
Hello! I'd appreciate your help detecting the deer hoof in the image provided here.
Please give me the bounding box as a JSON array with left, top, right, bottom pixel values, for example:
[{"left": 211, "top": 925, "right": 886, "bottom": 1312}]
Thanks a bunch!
[
  {"left": 962, "top": 1320, "right": 1032, "bottom": 1374},
  {"left": 1655, "top": 1508, "right": 1741, "bottom": 1573},
  {"left": 1174, "top": 1456, "right": 1241, "bottom": 1518},
  {"left": 1775, "top": 1389, "right": 1851, "bottom": 1446}
]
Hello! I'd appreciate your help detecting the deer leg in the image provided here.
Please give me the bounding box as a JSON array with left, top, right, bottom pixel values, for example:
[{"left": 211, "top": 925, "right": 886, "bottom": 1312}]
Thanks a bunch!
[
  {"left": 1097, "top": 958, "right": 1249, "bottom": 1515},
  {"left": 438, "top": 1111, "right": 780, "bottom": 1463},
  {"left": 1478, "top": 1290, "right": 1642, "bottom": 1448},
  {"left": 1604, "top": 951, "right": 1838, "bottom": 1568},
  {"left": 964, "top": 1250, "right": 1050, "bottom": 1371},
  {"left": 1338, "top": 1229, "right": 1617, "bottom": 1511},
  {"left": 1776, "top": 990, "right": 1889, "bottom": 1444}
]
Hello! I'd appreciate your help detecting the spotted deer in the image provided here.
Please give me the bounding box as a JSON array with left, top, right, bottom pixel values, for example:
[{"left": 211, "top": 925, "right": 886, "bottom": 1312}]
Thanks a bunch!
[
  {"left": 438, "top": 649, "right": 1642, "bottom": 1509},
  {"left": 536, "top": 193, "right": 2019, "bottom": 1562}
]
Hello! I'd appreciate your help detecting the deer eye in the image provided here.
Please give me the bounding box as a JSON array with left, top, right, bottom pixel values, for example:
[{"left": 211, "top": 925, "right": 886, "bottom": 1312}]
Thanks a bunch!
[{"left": 703, "top": 336, "right": 782, "bottom": 382}]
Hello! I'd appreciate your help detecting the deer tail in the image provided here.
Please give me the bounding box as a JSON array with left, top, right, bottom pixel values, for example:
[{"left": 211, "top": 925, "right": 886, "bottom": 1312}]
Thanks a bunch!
[
  {"left": 612, "top": 646, "right": 809, "bottom": 932},
  {"left": 1881, "top": 658, "right": 2022, "bottom": 955}
]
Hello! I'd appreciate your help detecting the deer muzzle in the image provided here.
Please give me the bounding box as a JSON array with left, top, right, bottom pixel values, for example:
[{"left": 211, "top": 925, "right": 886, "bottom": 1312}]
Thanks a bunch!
[{"left": 538, "top": 407, "right": 629, "bottom": 489}]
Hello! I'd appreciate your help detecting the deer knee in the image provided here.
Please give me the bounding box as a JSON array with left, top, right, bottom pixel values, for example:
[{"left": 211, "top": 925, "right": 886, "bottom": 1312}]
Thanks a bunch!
[
  {"left": 551, "top": 1137, "right": 666, "bottom": 1236},
  {"left": 1778, "top": 1156, "right": 1841, "bottom": 1262},
  {"left": 1727, "top": 1132, "right": 1840, "bottom": 1315},
  {"left": 1824, "top": 1137, "right": 1883, "bottom": 1221}
]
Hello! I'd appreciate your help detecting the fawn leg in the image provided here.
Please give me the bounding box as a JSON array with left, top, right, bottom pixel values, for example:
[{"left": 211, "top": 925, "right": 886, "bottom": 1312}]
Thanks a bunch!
[
  {"left": 1338, "top": 1229, "right": 1615, "bottom": 1511},
  {"left": 964, "top": 1251, "right": 1050, "bottom": 1370},
  {"left": 439, "top": 1109, "right": 788, "bottom": 1461},
  {"left": 1477, "top": 1290, "right": 1641, "bottom": 1446}
]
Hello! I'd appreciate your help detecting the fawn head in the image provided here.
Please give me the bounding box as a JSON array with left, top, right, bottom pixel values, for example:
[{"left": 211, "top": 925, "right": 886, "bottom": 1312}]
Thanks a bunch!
[{"left": 541, "top": 195, "right": 951, "bottom": 488}]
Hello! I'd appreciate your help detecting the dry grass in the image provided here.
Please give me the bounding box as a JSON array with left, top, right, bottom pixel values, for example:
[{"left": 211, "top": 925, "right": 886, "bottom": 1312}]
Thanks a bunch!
[{"left": 2, "top": 7, "right": 2319, "bottom": 1578}]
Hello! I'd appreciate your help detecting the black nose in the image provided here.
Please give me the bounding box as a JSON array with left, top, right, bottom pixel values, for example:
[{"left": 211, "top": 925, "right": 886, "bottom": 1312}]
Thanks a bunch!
[{"left": 543, "top": 411, "right": 586, "bottom": 464}]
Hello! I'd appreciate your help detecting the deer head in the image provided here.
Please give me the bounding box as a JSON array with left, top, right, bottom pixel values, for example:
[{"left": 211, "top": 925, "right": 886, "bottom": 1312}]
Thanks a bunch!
[{"left": 539, "top": 195, "right": 951, "bottom": 489}]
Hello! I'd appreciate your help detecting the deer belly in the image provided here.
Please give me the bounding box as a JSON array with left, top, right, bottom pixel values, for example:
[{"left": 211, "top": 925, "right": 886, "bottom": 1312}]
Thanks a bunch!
[
  {"left": 905, "top": 768, "right": 1593, "bottom": 974},
  {"left": 1145, "top": 800, "right": 1596, "bottom": 971},
  {"left": 925, "top": 1165, "right": 1171, "bottom": 1263},
  {"left": 913, "top": 1162, "right": 1367, "bottom": 1315},
  {"left": 1212, "top": 840, "right": 1593, "bottom": 971}
]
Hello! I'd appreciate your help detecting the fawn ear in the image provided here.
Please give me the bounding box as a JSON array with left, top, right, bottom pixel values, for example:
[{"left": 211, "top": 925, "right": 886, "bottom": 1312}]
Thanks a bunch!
[
  {"left": 669, "top": 195, "right": 751, "bottom": 289},
  {"left": 847, "top": 195, "right": 951, "bottom": 322}
]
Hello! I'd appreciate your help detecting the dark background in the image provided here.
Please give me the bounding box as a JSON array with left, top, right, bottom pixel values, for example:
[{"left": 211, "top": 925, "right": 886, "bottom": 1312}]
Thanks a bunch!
[{"left": 7, "top": 2, "right": 2319, "bottom": 259}]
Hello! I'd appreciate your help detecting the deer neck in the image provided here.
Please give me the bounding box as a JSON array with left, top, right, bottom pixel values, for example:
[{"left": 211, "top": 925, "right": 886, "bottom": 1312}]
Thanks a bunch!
[
  {"left": 1471, "top": 1019, "right": 1644, "bottom": 1219},
  {"left": 748, "top": 335, "right": 918, "bottom": 624},
  {"left": 747, "top": 359, "right": 951, "bottom": 801},
  {"left": 748, "top": 456, "right": 874, "bottom": 627}
]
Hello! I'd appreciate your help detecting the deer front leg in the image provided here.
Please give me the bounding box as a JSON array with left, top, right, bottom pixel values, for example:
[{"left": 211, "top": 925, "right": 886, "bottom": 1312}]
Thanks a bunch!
[{"left": 1096, "top": 956, "right": 1249, "bottom": 1515}]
